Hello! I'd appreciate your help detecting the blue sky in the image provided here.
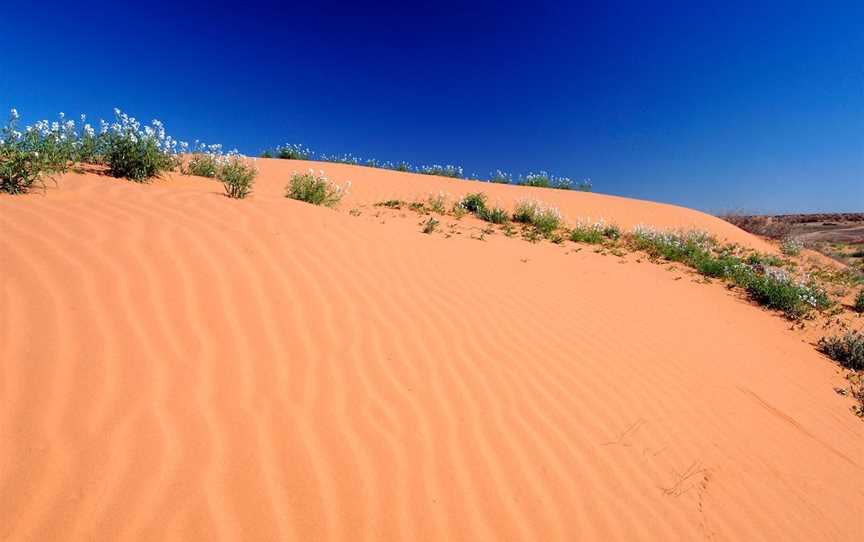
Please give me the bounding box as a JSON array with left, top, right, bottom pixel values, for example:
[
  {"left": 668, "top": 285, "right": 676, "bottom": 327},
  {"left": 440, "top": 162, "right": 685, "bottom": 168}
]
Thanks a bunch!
[{"left": 2, "top": 0, "right": 861, "bottom": 213}]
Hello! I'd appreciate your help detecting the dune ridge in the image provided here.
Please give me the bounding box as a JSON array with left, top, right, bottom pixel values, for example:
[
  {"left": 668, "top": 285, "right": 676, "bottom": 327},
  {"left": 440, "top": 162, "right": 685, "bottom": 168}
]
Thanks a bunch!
[{"left": 1, "top": 161, "right": 862, "bottom": 541}]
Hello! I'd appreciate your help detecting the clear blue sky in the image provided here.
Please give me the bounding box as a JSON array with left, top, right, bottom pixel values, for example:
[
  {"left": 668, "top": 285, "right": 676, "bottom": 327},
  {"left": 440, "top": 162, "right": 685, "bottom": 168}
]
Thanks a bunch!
[{"left": 2, "top": 0, "right": 861, "bottom": 213}]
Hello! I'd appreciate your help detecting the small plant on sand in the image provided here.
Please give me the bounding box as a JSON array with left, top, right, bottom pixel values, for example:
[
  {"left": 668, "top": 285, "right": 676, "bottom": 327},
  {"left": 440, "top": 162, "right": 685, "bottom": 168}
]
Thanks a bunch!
[
  {"left": 459, "top": 192, "right": 488, "bottom": 214},
  {"left": 218, "top": 156, "right": 257, "bottom": 199},
  {"left": 102, "top": 109, "right": 180, "bottom": 182},
  {"left": 628, "top": 226, "right": 831, "bottom": 318},
  {"left": 427, "top": 192, "right": 448, "bottom": 213},
  {"left": 780, "top": 237, "right": 803, "bottom": 256},
  {"left": 185, "top": 143, "right": 226, "bottom": 178},
  {"left": 478, "top": 205, "right": 509, "bottom": 224},
  {"left": 489, "top": 169, "right": 512, "bottom": 184},
  {"left": 286, "top": 169, "right": 350, "bottom": 207},
  {"left": 418, "top": 164, "right": 463, "bottom": 178},
  {"left": 421, "top": 216, "right": 439, "bottom": 234},
  {"left": 511, "top": 199, "right": 562, "bottom": 238},
  {"left": 819, "top": 331, "right": 864, "bottom": 371},
  {"left": 569, "top": 219, "right": 621, "bottom": 244},
  {"left": 276, "top": 143, "right": 313, "bottom": 160},
  {"left": 375, "top": 199, "right": 404, "bottom": 209},
  {"left": 451, "top": 201, "right": 468, "bottom": 219},
  {"left": 855, "top": 290, "right": 864, "bottom": 313},
  {"left": 1, "top": 110, "right": 59, "bottom": 193}
]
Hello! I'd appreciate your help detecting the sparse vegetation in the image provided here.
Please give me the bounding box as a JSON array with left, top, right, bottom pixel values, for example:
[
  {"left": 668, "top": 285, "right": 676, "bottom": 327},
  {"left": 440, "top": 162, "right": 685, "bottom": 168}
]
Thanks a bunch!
[
  {"left": 629, "top": 226, "right": 831, "bottom": 318},
  {"left": 275, "top": 143, "right": 313, "bottom": 160},
  {"left": 102, "top": 109, "right": 180, "bottom": 182},
  {"left": 185, "top": 144, "right": 225, "bottom": 178},
  {"left": 421, "top": 216, "right": 439, "bottom": 234},
  {"left": 375, "top": 199, "right": 404, "bottom": 209},
  {"left": 427, "top": 192, "right": 447, "bottom": 213},
  {"left": 569, "top": 220, "right": 621, "bottom": 244},
  {"left": 218, "top": 156, "right": 257, "bottom": 199},
  {"left": 478, "top": 205, "right": 509, "bottom": 224},
  {"left": 459, "top": 192, "right": 488, "bottom": 214},
  {"left": 854, "top": 290, "right": 864, "bottom": 313},
  {"left": 510, "top": 199, "right": 563, "bottom": 238},
  {"left": 418, "top": 164, "right": 463, "bottom": 178},
  {"left": 780, "top": 237, "right": 803, "bottom": 256},
  {"left": 286, "top": 170, "right": 349, "bottom": 207},
  {"left": 819, "top": 332, "right": 864, "bottom": 371}
]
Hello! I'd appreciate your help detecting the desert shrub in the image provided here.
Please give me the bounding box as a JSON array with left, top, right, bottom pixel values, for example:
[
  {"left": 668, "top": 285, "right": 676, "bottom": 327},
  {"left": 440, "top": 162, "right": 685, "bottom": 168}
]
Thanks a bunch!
[
  {"left": 575, "top": 178, "right": 592, "bottom": 192},
  {"left": 427, "top": 192, "right": 447, "bottom": 213},
  {"left": 511, "top": 199, "right": 562, "bottom": 238},
  {"left": 746, "top": 252, "right": 785, "bottom": 267},
  {"left": 478, "top": 205, "right": 509, "bottom": 224},
  {"left": 459, "top": 192, "right": 487, "bottom": 214},
  {"left": 628, "top": 226, "right": 830, "bottom": 319},
  {"left": 375, "top": 199, "right": 404, "bottom": 209},
  {"left": 569, "top": 220, "right": 621, "bottom": 244},
  {"left": 819, "top": 332, "right": 864, "bottom": 371},
  {"left": 451, "top": 201, "right": 468, "bottom": 218},
  {"left": 286, "top": 170, "right": 349, "bottom": 207},
  {"left": 854, "top": 290, "right": 864, "bottom": 313},
  {"left": 629, "top": 227, "right": 716, "bottom": 264},
  {"left": 102, "top": 109, "right": 179, "bottom": 182},
  {"left": 320, "top": 153, "right": 360, "bottom": 165},
  {"left": 489, "top": 169, "right": 512, "bottom": 184},
  {"left": 185, "top": 143, "right": 226, "bottom": 178},
  {"left": 218, "top": 156, "right": 257, "bottom": 199},
  {"left": 0, "top": 109, "right": 73, "bottom": 194},
  {"left": 521, "top": 171, "right": 552, "bottom": 188},
  {"left": 421, "top": 216, "right": 439, "bottom": 234},
  {"left": 418, "top": 164, "right": 463, "bottom": 178},
  {"left": 512, "top": 199, "right": 539, "bottom": 223},
  {"left": 743, "top": 269, "right": 828, "bottom": 318},
  {"left": 531, "top": 207, "right": 563, "bottom": 237},
  {"left": 260, "top": 149, "right": 273, "bottom": 158},
  {"left": 519, "top": 171, "right": 583, "bottom": 190},
  {"left": 276, "top": 143, "right": 312, "bottom": 160},
  {"left": 780, "top": 237, "right": 803, "bottom": 256}
]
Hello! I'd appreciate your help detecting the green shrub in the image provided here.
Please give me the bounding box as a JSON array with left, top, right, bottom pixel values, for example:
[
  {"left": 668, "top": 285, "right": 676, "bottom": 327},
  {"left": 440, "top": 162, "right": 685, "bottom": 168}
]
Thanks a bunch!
[
  {"left": 511, "top": 199, "right": 562, "bottom": 238},
  {"left": 459, "top": 192, "right": 487, "bottom": 214},
  {"left": 286, "top": 170, "right": 349, "bottom": 207},
  {"left": 451, "top": 201, "right": 468, "bottom": 218},
  {"left": 427, "top": 192, "right": 447, "bottom": 213},
  {"left": 746, "top": 252, "right": 785, "bottom": 267},
  {"left": 218, "top": 157, "right": 257, "bottom": 199},
  {"left": 418, "top": 164, "right": 463, "bottom": 178},
  {"left": 569, "top": 220, "right": 620, "bottom": 244},
  {"left": 478, "top": 205, "right": 509, "bottom": 224},
  {"left": 375, "top": 199, "right": 404, "bottom": 209},
  {"left": 512, "top": 199, "right": 538, "bottom": 223},
  {"left": 489, "top": 169, "right": 512, "bottom": 184},
  {"left": 276, "top": 143, "right": 312, "bottom": 160},
  {"left": 628, "top": 226, "right": 830, "bottom": 319},
  {"left": 421, "top": 216, "right": 439, "bottom": 234},
  {"left": 102, "top": 110, "right": 177, "bottom": 182},
  {"left": 780, "top": 237, "right": 803, "bottom": 256},
  {"left": 818, "top": 332, "right": 864, "bottom": 371},
  {"left": 854, "top": 290, "right": 864, "bottom": 313},
  {"left": 0, "top": 109, "right": 72, "bottom": 194},
  {"left": 186, "top": 152, "right": 221, "bottom": 178}
]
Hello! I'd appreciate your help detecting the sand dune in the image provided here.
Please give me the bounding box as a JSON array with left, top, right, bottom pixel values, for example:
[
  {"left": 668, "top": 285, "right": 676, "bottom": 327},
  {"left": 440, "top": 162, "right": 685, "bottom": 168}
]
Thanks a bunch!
[{"left": 1, "top": 161, "right": 861, "bottom": 541}]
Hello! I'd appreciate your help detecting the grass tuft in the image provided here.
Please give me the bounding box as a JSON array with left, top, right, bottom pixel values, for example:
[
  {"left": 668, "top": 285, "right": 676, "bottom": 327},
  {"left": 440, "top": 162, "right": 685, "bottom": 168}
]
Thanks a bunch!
[
  {"left": 819, "top": 332, "right": 864, "bottom": 371},
  {"left": 218, "top": 157, "right": 257, "bottom": 199},
  {"left": 286, "top": 170, "right": 349, "bottom": 207}
]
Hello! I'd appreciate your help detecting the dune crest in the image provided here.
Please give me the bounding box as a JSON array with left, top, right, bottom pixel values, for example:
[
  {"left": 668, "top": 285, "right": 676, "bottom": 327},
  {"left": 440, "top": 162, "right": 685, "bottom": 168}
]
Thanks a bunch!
[{"left": 2, "top": 163, "right": 861, "bottom": 541}]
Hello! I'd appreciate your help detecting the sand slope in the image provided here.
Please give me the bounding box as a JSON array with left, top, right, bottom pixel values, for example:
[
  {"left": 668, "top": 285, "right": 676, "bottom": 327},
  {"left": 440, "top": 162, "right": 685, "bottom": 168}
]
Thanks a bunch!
[{"left": 1, "top": 162, "right": 862, "bottom": 541}]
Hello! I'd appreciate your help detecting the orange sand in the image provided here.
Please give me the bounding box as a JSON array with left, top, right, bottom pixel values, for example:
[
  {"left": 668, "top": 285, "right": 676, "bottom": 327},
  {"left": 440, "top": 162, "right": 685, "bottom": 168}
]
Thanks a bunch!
[{"left": 2, "top": 160, "right": 862, "bottom": 541}]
